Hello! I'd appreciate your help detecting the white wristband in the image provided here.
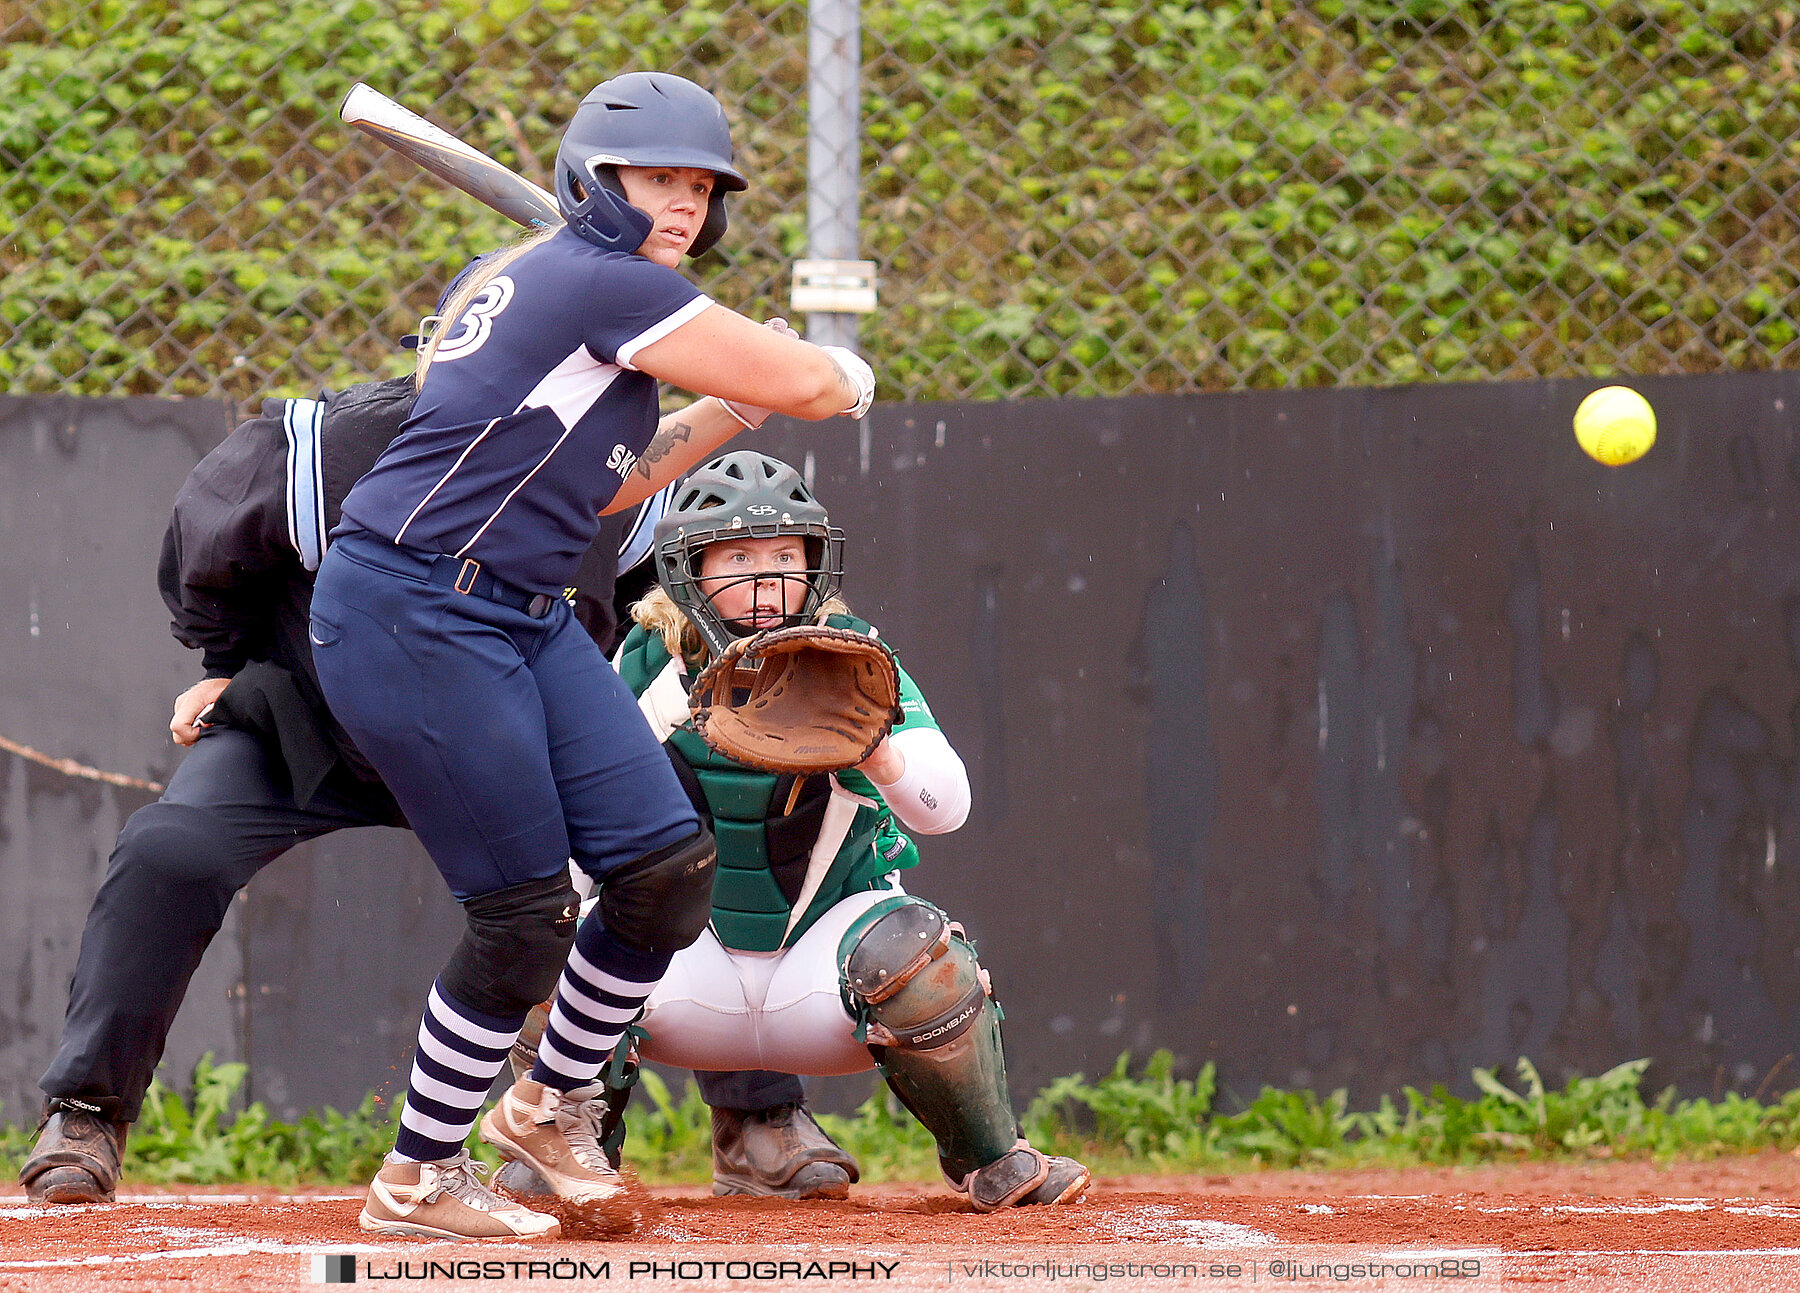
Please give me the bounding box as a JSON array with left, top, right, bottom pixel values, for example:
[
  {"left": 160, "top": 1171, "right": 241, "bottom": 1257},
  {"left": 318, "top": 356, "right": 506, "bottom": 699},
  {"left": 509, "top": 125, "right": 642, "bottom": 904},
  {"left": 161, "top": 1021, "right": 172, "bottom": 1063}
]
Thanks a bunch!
[
  {"left": 717, "top": 396, "right": 772, "bottom": 429},
  {"left": 818, "top": 345, "right": 876, "bottom": 419}
]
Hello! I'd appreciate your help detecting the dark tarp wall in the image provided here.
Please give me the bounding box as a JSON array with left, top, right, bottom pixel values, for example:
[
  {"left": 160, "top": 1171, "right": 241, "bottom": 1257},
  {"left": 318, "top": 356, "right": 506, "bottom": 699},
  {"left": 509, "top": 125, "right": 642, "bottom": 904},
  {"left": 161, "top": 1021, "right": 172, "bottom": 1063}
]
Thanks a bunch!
[
  {"left": 1, "top": 395, "right": 242, "bottom": 1128},
  {"left": 758, "top": 370, "right": 1800, "bottom": 1109},
  {"left": 0, "top": 394, "right": 466, "bottom": 1127},
  {"left": 3, "top": 370, "right": 1798, "bottom": 1126}
]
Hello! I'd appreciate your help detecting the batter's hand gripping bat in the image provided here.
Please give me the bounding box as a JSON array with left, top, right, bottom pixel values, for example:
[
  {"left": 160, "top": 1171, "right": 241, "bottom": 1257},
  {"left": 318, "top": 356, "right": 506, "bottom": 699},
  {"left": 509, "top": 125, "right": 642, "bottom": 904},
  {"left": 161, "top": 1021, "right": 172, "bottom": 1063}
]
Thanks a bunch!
[{"left": 339, "top": 82, "right": 562, "bottom": 229}]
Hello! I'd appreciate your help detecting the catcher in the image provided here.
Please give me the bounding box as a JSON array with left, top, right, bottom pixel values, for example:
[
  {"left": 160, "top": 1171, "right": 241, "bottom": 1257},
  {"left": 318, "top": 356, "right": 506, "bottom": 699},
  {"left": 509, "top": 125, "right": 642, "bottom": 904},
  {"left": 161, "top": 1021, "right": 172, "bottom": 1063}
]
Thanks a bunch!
[{"left": 501, "top": 451, "right": 1089, "bottom": 1212}]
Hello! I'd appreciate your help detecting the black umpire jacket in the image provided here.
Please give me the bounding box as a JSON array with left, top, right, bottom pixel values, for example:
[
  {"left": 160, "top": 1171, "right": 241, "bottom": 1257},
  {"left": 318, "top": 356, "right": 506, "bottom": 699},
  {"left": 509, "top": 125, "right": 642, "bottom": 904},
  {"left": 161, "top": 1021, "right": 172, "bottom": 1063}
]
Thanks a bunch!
[{"left": 157, "top": 376, "right": 668, "bottom": 821}]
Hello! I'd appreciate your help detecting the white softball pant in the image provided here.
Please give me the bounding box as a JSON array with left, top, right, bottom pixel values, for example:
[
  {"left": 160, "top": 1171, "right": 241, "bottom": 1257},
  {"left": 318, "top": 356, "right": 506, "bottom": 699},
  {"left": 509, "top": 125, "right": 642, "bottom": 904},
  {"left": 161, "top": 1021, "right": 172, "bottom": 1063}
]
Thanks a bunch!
[{"left": 635, "top": 885, "right": 902, "bottom": 1076}]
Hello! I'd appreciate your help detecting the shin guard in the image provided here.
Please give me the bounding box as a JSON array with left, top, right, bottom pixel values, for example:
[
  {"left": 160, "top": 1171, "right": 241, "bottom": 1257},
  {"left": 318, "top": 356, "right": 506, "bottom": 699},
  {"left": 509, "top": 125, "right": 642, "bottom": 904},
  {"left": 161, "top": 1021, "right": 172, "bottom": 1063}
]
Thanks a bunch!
[{"left": 837, "top": 896, "right": 1015, "bottom": 1180}]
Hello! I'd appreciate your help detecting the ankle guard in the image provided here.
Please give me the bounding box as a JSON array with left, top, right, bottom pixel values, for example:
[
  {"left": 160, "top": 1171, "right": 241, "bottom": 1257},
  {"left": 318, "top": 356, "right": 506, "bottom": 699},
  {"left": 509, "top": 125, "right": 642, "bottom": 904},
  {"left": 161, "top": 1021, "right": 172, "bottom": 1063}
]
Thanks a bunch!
[{"left": 837, "top": 896, "right": 1016, "bottom": 1179}]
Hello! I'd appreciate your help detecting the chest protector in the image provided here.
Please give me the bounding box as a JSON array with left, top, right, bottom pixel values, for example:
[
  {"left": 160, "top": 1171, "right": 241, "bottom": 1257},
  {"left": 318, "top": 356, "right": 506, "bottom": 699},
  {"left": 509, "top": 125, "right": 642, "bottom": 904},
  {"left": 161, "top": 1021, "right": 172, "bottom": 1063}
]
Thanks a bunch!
[{"left": 617, "top": 619, "right": 917, "bottom": 952}]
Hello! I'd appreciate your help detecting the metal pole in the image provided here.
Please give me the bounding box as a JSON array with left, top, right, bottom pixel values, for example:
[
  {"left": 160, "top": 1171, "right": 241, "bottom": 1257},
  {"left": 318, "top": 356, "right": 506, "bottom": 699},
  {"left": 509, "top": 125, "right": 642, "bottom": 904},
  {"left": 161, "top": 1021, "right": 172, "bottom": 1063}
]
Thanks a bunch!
[{"left": 805, "top": 0, "right": 862, "bottom": 351}]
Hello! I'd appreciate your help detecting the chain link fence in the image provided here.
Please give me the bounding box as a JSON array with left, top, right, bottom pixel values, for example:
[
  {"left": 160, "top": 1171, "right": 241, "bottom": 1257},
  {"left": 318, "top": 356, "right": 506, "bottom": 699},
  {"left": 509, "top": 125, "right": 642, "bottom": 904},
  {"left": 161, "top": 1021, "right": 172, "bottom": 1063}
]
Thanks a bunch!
[{"left": 2, "top": 1, "right": 1796, "bottom": 406}]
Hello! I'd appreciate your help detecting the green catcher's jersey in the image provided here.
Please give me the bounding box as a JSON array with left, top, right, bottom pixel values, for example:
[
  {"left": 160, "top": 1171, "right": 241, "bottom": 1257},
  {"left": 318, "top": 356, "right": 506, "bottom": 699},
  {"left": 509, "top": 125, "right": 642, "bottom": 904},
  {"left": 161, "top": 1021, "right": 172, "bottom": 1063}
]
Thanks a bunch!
[{"left": 615, "top": 614, "right": 936, "bottom": 951}]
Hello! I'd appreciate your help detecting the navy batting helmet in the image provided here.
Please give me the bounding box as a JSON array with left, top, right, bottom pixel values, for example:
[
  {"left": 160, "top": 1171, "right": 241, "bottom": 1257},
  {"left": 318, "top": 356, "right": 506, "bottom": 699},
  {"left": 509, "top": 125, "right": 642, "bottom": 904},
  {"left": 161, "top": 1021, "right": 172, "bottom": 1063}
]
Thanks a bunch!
[{"left": 554, "top": 72, "right": 747, "bottom": 257}]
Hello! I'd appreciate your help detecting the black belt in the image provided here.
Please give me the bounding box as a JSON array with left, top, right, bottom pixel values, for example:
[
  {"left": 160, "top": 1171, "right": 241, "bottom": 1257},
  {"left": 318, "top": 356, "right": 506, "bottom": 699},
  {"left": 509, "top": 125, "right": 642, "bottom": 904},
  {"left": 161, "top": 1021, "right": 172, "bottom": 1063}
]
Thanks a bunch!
[{"left": 425, "top": 554, "right": 558, "bottom": 619}]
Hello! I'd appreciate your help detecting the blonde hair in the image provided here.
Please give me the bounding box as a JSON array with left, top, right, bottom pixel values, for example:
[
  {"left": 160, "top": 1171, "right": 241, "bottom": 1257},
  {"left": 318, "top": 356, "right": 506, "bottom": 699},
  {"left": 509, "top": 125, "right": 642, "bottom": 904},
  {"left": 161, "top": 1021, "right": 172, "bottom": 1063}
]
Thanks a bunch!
[
  {"left": 414, "top": 227, "right": 559, "bottom": 388},
  {"left": 630, "top": 585, "right": 851, "bottom": 664}
]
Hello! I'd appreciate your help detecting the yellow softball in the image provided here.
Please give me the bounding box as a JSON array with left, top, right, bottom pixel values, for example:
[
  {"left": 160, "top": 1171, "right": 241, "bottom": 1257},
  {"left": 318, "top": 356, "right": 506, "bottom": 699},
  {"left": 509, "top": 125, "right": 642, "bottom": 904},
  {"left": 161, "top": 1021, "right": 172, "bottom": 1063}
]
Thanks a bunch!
[{"left": 1573, "top": 385, "right": 1656, "bottom": 466}]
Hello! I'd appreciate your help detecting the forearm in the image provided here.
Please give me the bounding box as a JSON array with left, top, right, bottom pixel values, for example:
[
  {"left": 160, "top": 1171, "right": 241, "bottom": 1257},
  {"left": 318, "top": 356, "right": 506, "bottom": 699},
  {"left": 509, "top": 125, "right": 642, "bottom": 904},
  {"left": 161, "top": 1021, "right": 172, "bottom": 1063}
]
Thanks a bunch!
[
  {"left": 748, "top": 347, "right": 861, "bottom": 421},
  {"left": 716, "top": 344, "right": 871, "bottom": 422},
  {"left": 866, "top": 727, "right": 971, "bottom": 834},
  {"left": 604, "top": 399, "right": 745, "bottom": 514},
  {"left": 164, "top": 579, "right": 272, "bottom": 677},
  {"left": 632, "top": 307, "right": 875, "bottom": 423}
]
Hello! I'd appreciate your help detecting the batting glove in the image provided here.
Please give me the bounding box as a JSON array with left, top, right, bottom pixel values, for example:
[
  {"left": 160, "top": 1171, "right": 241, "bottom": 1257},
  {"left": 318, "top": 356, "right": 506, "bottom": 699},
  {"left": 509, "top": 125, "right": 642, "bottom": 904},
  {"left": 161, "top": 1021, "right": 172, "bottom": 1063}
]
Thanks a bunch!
[{"left": 819, "top": 345, "right": 876, "bottom": 419}]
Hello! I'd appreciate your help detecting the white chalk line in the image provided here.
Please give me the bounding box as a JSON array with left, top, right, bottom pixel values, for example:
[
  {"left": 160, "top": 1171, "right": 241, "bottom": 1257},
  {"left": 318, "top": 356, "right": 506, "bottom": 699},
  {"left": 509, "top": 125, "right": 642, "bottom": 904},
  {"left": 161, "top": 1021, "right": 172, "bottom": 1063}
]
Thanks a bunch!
[
  {"left": 6, "top": 1195, "right": 1799, "bottom": 1270},
  {"left": 1173, "top": 1219, "right": 1280, "bottom": 1247},
  {"left": 10, "top": 1242, "right": 1800, "bottom": 1271},
  {"left": 1, "top": 1242, "right": 382, "bottom": 1271},
  {"left": 0, "top": 1195, "right": 359, "bottom": 1222},
  {"left": 1512, "top": 1248, "right": 1800, "bottom": 1259},
  {"left": 0, "top": 1193, "right": 357, "bottom": 1209}
]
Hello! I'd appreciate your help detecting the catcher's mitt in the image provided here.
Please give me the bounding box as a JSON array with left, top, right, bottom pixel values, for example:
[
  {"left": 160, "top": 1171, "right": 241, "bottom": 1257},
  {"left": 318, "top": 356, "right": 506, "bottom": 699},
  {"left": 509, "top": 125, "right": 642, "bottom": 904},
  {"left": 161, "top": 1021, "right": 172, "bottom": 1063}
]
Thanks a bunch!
[{"left": 689, "top": 624, "right": 902, "bottom": 774}]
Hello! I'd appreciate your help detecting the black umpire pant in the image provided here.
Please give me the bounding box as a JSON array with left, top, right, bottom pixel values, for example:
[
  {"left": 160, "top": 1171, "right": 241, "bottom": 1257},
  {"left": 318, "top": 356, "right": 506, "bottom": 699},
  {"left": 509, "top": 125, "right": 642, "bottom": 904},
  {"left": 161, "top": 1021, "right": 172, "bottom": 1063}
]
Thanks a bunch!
[
  {"left": 39, "top": 728, "right": 394, "bottom": 1121},
  {"left": 39, "top": 727, "right": 806, "bottom": 1121}
]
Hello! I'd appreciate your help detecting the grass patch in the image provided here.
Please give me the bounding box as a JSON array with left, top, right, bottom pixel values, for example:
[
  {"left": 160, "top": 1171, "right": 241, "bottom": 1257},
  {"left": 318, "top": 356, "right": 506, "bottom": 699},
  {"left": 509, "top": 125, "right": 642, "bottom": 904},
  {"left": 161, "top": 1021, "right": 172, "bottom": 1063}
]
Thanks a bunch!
[
  {"left": 6, "top": 1052, "right": 1800, "bottom": 1188},
  {"left": 1023, "top": 1052, "right": 1800, "bottom": 1172}
]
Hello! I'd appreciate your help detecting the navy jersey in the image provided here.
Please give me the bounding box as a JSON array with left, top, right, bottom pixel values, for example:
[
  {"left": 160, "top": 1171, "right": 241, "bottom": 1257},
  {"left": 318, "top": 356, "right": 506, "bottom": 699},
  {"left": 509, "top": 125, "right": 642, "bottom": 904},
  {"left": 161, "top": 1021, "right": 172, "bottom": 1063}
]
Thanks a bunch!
[{"left": 336, "top": 227, "right": 710, "bottom": 591}]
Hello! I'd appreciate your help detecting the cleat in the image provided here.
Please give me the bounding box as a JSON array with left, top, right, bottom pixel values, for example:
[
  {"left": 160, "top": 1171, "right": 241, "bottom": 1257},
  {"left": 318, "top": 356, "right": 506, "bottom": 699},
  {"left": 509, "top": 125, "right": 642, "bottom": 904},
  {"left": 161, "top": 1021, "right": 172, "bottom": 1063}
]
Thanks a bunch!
[
  {"left": 480, "top": 1078, "right": 628, "bottom": 1206},
  {"left": 358, "top": 1151, "right": 558, "bottom": 1240},
  {"left": 948, "top": 1142, "right": 1091, "bottom": 1212},
  {"left": 493, "top": 1159, "right": 556, "bottom": 1198}
]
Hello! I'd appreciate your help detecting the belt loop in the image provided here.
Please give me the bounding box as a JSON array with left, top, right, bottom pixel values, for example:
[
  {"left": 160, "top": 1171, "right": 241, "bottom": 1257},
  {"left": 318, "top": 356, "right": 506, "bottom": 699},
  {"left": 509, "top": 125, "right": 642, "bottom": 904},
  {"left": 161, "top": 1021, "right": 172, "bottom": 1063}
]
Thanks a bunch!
[{"left": 454, "top": 557, "right": 481, "bottom": 595}]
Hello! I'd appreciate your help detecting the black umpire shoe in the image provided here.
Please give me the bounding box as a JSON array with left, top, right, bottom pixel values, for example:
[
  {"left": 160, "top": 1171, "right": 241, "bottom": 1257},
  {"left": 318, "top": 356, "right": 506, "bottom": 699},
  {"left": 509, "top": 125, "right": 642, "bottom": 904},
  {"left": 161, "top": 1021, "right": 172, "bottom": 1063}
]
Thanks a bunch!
[
  {"left": 19, "top": 1102, "right": 130, "bottom": 1204},
  {"left": 711, "top": 1103, "right": 860, "bottom": 1200}
]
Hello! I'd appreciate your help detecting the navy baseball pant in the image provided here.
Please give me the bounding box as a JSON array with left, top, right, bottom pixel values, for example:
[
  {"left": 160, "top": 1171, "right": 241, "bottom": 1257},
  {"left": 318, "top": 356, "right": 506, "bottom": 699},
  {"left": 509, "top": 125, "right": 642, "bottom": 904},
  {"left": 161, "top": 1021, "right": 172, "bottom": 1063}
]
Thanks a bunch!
[{"left": 309, "top": 532, "right": 697, "bottom": 900}]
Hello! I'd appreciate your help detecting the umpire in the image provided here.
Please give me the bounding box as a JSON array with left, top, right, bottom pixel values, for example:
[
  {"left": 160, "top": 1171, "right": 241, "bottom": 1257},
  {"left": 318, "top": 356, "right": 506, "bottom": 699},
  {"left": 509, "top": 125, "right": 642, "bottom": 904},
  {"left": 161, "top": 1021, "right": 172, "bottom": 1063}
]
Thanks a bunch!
[{"left": 18, "top": 375, "right": 670, "bottom": 1203}]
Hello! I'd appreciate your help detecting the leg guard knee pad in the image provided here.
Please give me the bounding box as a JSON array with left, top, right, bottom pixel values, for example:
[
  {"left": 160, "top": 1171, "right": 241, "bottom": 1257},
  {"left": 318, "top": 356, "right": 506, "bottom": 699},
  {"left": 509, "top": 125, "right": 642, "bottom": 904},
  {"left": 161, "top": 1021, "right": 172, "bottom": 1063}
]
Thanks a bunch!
[
  {"left": 598, "top": 829, "right": 717, "bottom": 956},
  {"left": 442, "top": 874, "right": 580, "bottom": 1018},
  {"left": 837, "top": 896, "right": 1016, "bottom": 1179}
]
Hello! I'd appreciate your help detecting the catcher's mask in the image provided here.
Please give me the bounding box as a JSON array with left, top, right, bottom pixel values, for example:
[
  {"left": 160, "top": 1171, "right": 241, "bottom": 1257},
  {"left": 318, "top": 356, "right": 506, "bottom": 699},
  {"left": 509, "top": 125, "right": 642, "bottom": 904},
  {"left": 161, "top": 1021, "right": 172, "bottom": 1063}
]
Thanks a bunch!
[
  {"left": 654, "top": 451, "right": 845, "bottom": 659},
  {"left": 555, "top": 72, "right": 747, "bottom": 258}
]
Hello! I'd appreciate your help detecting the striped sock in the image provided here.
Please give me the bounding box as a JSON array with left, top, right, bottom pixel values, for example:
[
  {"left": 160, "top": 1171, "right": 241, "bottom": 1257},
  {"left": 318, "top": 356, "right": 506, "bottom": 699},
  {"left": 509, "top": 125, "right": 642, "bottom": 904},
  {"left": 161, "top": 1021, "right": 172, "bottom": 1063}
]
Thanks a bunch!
[
  {"left": 393, "top": 982, "right": 524, "bottom": 1162},
  {"left": 531, "top": 919, "right": 670, "bottom": 1092}
]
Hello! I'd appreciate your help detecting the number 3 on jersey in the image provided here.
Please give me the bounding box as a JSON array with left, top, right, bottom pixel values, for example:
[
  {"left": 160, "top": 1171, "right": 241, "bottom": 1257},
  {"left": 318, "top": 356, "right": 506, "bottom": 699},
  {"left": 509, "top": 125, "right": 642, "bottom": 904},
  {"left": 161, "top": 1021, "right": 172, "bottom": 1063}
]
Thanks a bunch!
[{"left": 433, "top": 277, "right": 516, "bottom": 362}]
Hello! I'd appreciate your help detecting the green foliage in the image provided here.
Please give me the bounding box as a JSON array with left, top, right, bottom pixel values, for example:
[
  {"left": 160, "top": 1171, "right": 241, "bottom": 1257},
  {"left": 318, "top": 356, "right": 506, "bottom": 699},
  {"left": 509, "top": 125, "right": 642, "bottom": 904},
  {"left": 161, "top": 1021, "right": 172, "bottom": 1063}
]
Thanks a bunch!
[
  {"left": 0, "top": 1057, "right": 405, "bottom": 1186},
  {"left": 125, "top": 1056, "right": 401, "bottom": 1184},
  {"left": 1025, "top": 1049, "right": 1218, "bottom": 1165},
  {"left": 0, "top": 1115, "right": 29, "bottom": 1171},
  {"left": 1027, "top": 1052, "right": 1800, "bottom": 1172},
  {"left": 9, "top": 1051, "right": 1800, "bottom": 1187},
  {"left": 1, "top": 0, "right": 1795, "bottom": 401},
  {"left": 0, "top": 0, "right": 801, "bottom": 402},
  {"left": 617, "top": 1067, "right": 715, "bottom": 1181},
  {"left": 816, "top": 1086, "right": 942, "bottom": 1182},
  {"left": 1364, "top": 1058, "right": 1665, "bottom": 1162}
]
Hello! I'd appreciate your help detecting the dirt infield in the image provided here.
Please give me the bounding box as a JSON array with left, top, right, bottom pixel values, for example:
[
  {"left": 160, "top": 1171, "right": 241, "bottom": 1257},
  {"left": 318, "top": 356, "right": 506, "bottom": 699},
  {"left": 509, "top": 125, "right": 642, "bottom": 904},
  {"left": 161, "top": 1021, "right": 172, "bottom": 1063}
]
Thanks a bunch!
[{"left": 4, "top": 1155, "right": 1800, "bottom": 1291}]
